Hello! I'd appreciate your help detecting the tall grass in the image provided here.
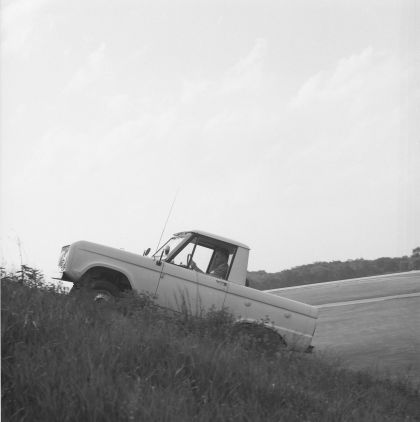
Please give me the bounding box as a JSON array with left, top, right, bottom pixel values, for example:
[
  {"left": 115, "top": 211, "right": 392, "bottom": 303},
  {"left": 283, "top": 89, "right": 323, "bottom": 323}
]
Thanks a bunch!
[{"left": 2, "top": 278, "right": 420, "bottom": 421}]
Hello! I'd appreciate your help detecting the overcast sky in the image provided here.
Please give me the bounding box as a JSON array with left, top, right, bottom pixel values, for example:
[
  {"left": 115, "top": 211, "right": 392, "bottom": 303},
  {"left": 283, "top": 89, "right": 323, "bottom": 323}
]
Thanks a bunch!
[{"left": 1, "top": 0, "right": 419, "bottom": 277}]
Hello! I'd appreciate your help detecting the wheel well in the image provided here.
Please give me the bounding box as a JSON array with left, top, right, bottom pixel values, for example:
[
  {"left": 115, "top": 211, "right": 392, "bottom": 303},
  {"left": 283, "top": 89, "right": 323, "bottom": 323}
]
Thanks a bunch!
[
  {"left": 233, "top": 320, "right": 287, "bottom": 346},
  {"left": 79, "top": 267, "right": 132, "bottom": 292}
]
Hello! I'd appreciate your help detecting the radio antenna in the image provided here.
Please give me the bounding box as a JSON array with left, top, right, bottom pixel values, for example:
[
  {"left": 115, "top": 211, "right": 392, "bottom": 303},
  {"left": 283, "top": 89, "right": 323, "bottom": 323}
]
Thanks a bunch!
[{"left": 155, "top": 189, "right": 179, "bottom": 252}]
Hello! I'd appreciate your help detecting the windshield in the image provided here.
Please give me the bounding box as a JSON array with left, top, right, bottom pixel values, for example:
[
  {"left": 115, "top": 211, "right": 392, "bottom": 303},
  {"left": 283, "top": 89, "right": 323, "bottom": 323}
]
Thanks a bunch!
[{"left": 152, "top": 234, "right": 188, "bottom": 259}]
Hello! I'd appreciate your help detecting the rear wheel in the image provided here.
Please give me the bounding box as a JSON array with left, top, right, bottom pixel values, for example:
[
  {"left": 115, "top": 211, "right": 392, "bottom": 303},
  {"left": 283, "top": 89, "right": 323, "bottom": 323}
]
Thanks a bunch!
[{"left": 232, "top": 322, "right": 286, "bottom": 353}]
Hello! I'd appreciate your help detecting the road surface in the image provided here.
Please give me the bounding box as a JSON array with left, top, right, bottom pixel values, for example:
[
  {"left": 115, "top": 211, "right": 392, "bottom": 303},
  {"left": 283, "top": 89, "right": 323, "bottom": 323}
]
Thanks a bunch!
[{"left": 267, "top": 271, "right": 420, "bottom": 385}]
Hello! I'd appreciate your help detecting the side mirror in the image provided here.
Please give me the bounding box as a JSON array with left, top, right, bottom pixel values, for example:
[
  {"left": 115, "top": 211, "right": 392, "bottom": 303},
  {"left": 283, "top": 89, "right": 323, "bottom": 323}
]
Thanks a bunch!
[
  {"left": 143, "top": 248, "right": 151, "bottom": 256},
  {"left": 156, "top": 248, "right": 166, "bottom": 266}
]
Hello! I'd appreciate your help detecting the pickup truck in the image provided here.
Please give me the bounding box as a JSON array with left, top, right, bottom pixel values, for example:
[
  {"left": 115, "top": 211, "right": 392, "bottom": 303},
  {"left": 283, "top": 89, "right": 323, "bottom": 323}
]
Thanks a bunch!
[{"left": 57, "top": 230, "right": 318, "bottom": 351}]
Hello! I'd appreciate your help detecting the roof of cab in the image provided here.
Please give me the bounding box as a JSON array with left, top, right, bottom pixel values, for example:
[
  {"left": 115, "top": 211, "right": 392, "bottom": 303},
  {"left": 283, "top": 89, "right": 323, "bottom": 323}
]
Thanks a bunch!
[{"left": 174, "top": 230, "right": 250, "bottom": 250}]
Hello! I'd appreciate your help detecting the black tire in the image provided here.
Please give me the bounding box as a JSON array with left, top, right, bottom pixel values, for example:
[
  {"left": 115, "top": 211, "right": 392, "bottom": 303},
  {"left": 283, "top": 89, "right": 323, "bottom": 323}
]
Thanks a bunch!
[
  {"left": 92, "top": 279, "right": 121, "bottom": 302},
  {"left": 76, "top": 279, "right": 121, "bottom": 303},
  {"left": 232, "top": 322, "right": 286, "bottom": 353}
]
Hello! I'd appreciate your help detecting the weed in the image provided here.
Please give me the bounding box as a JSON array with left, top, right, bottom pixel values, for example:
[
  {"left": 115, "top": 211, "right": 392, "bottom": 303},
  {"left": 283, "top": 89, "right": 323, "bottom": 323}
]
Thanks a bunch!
[{"left": 2, "top": 277, "right": 420, "bottom": 422}]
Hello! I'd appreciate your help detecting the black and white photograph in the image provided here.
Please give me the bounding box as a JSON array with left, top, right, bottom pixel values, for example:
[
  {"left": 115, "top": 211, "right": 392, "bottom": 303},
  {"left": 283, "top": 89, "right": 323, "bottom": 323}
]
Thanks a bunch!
[{"left": 1, "top": 1, "right": 419, "bottom": 420}]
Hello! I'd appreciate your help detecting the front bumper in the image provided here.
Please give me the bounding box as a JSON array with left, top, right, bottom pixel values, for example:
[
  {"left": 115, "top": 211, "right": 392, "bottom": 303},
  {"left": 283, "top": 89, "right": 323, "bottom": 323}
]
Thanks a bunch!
[{"left": 52, "top": 271, "right": 73, "bottom": 282}]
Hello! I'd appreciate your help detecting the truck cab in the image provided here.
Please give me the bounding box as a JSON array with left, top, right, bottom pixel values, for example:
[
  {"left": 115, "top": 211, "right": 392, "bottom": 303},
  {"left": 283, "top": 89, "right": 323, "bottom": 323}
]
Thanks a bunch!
[{"left": 153, "top": 230, "right": 250, "bottom": 285}]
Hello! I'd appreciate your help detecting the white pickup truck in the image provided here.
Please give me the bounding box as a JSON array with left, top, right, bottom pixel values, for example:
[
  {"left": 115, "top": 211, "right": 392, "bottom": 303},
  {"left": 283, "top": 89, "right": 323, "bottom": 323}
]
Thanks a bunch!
[{"left": 57, "top": 230, "right": 318, "bottom": 351}]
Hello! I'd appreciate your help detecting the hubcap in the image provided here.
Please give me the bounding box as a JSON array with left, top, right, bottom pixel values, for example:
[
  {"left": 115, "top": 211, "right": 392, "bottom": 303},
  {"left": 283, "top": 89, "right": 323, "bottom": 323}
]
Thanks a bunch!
[{"left": 93, "top": 291, "right": 112, "bottom": 302}]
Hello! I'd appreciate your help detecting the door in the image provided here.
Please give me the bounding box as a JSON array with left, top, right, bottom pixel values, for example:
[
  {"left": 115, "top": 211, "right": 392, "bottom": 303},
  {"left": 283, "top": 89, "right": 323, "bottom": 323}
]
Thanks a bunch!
[
  {"left": 154, "top": 236, "right": 229, "bottom": 315},
  {"left": 195, "top": 272, "right": 229, "bottom": 314},
  {"left": 155, "top": 262, "right": 200, "bottom": 314},
  {"left": 192, "top": 242, "right": 229, "bottom": 314}
]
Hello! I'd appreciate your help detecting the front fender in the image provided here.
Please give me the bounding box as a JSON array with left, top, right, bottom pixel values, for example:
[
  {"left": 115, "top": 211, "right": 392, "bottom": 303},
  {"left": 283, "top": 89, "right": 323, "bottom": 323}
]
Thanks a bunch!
[{"left": 65, "top": 240, "right": 162, "bottom": 294}]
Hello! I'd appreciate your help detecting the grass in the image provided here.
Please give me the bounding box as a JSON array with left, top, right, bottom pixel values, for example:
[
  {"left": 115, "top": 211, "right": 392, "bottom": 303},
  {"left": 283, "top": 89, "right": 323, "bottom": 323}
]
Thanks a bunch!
[{"left": 2, "top": 277, "right": 420, "bottom": 422}]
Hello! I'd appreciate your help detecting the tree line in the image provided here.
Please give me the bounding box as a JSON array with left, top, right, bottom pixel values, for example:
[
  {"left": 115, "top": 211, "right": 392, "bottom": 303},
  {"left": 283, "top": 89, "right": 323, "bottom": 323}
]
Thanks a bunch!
[{"left": 248, "top": 247, "right": 420, "bottom": 290}]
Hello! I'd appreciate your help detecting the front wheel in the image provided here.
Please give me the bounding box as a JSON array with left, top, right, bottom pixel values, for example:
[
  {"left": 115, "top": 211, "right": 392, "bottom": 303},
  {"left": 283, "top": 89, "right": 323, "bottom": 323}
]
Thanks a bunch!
[{"left": 72, "top": 279, "right": 121, "bottom": 303}]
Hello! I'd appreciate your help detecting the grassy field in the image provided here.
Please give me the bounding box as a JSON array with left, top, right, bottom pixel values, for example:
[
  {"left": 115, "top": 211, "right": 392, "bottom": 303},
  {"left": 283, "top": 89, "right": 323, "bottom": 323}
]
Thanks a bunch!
[{"left": 2, "top": 278, "right": 420, "bottom": 422}]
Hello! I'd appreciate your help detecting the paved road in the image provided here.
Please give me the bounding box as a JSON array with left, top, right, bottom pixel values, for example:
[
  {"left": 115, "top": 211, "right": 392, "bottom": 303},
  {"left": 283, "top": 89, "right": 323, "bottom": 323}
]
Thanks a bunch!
[{"left": 268, "top": 271, "right": 420, "bottom": 385}]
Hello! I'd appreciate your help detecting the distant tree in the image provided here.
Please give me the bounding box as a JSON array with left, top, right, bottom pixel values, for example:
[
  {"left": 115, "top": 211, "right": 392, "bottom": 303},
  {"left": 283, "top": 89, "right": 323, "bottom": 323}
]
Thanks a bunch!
[
  {"left": 248, "top": 248, "right": 420, "bottom": 290},
  {"left": 399, "top": 256, "right": 411, "bottom": 272},
  {"left": 409, "top": 247, "right": 420, "bottom": 270},
  {"left": 375, "top": 257, "right": 399, "bottom": 273}
]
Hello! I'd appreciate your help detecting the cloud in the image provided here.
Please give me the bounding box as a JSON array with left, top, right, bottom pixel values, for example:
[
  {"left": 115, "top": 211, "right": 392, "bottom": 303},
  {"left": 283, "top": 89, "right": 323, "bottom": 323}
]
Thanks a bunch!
[
  {"left": 63, "top": 43, "right": 109, "bottom": 94},
  {"left": 179, "top": 37, "right": 268, "bottom": 106},
  {"left": 248, "top": 47, "right": 416, "bottom": 232},
  {"left": 285, "top": 46, "right": 410, "bottom": 178},
  {"left": 1, "top": 0, "right": 50, "bottom": 55},
  {"left": 220, "top": 38, "right": 268, "bottom": 95},
  {"left": 290, "top": 47, "right": 400, "bottom": 110},
  {"left": 180, "top": 79, "right": 211, "bottom": 104}
]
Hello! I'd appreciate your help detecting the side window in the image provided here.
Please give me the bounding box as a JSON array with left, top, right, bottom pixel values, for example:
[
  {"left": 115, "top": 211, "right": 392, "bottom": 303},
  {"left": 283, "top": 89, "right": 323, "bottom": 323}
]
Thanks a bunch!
[
  {"left": 169, "top": 236, "right": 237, "bottom": 280},
  {"left": 226, "top": 252, "right": 234, "bottom": 268},
  {"left": 207, "top": 248, "right": 236, "bottom": 279},
  {"left": 171, "top": 241, "right": 195, "bottom": 267},
  {"left": 193, "top": 244, "right": 214, "bottom": 272},
  {"left": 170, "top": 239, "right": 214, "bottom": 270}
]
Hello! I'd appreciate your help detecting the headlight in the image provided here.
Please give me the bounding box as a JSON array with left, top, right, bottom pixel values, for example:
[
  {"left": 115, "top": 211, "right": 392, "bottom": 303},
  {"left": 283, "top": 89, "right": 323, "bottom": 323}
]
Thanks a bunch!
[{"left": 58, "top": 245, "right": 70, "bottom": 272}]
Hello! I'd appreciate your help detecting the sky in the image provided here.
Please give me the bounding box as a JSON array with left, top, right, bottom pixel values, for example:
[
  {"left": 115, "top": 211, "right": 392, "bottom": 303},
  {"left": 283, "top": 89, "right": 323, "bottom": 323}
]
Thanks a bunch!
[{"left": 1, "top": 0, "right": 419, "bottom": 278}]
